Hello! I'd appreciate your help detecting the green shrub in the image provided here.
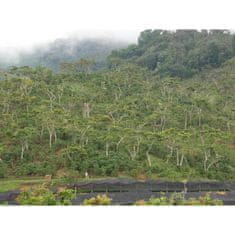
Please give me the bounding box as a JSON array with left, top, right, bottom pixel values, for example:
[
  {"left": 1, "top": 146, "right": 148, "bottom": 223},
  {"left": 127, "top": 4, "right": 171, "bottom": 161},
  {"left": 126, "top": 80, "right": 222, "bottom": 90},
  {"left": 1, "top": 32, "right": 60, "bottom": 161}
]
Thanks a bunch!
[
  {"left": 57, "top": 189, "right": 76, "bottom": 205},
  {"left": 17, "top": 185, "right": 57, "bottom": 205},
  {"left": 15, "top": 162, "right": 56, "bottom": 176},
  {"left": 147, "top": 197, "right": 169, "bottom": 205},
  {"left": 83, "top": 194, "right": 112, "bottom": 205},
  {"left": 135, "top": 193, "right": 223, "bottom": 206},
  {"left": 17, "top": 184, "right": 76, "bottom": 205}
]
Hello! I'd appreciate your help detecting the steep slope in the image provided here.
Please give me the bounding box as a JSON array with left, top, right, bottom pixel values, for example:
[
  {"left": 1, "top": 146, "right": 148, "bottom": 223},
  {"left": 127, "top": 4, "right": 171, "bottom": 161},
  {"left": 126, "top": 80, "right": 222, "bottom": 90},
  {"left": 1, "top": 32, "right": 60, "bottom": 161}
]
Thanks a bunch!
[{"left": 0, "top": 58, "right": 234, "bottom": 180}]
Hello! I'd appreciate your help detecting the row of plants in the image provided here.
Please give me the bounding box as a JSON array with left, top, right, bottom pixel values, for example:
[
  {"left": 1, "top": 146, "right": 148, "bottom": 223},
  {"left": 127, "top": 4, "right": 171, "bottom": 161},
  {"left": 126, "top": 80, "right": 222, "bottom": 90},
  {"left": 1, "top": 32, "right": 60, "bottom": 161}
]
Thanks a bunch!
[
  {"left": 17, "top": 184, "right": 76, "bottom": 205},
  {"left": 135, "top": 192, "right": 223, "bottom": 205},
  {"left": 15, "top": 184, "right": 223, "bottom": 205}
]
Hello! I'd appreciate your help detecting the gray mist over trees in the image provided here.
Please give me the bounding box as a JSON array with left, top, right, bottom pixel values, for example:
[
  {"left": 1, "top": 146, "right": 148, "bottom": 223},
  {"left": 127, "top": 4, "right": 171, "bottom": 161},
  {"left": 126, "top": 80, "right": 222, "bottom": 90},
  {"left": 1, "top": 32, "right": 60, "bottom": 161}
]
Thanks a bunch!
[{"left": 0, "top": 30, "right": 139, "bottom": 70}]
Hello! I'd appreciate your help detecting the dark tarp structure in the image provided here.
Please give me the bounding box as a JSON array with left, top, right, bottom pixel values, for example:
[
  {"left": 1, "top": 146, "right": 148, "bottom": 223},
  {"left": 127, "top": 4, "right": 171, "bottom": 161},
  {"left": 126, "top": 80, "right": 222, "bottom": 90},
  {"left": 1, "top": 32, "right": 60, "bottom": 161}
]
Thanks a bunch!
[
  {"left": 1, "top": 179, "right": 235, "bottom": 205},
  {"left": 68, "top": 179, "right": 235, "bottom": 205}
]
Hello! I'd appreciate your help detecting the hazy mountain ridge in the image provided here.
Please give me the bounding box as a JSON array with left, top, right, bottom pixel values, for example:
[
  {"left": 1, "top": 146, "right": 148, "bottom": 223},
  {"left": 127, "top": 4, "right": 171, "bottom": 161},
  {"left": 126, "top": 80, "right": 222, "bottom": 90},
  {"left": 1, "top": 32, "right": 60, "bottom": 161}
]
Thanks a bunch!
[{"left": 0, "top": 37, "right": 129, "bottom": 71}]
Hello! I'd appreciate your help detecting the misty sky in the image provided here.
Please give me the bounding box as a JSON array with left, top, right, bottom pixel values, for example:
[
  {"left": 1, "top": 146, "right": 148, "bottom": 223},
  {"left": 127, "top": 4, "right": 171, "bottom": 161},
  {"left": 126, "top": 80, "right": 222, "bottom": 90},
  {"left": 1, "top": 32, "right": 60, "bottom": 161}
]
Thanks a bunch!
[{"left": 0, "top": 0, "right": 234, "bottom": 52}]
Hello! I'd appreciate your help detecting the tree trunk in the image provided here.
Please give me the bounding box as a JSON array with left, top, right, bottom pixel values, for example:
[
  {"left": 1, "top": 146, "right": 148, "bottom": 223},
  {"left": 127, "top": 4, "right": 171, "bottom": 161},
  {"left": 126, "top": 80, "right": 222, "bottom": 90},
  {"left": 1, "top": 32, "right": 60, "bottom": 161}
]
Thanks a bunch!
[
  {"left": 198, "top": 109, "right": 202, "bottom": 127},
  {"left": 105, "top": 142, "right": 109, "bottom": 157},
  {"left": 83, "top": 103, "right": 91, "bottom": 118},
  {"left": 146, "top": 151, "right": 152, "bottom": 167},
  {"left": 54, "top": 130, "right": 57, "bottom": 143},
  {"left": 179, "top": 153, "right": 184, "bottom": 167},
  {"left": 21, "top": 145, "right": 25, "bottom": 160},
  {"left": 184, "top": 112, "right": 187, "bottom": 129},
  {"left": 176, "top": 149, "right": 179, "bottom": 166},
  {"left": 189, "top": 111, "right": 192, "bottom": 127},
  {"left": 116, "top": 137, "right": 124, "bottom": 151},
  {"left": 203, "top": 151, "right": 209, "bottom": 172},
  {"left": 49, "top": 132, "right": 52, "bottom": 148}
]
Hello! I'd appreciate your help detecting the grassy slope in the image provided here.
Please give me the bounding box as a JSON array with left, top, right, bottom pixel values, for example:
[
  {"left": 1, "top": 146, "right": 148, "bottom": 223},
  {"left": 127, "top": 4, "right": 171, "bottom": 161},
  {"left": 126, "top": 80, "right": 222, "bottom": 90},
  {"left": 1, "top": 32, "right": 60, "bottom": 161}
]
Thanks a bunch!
[
  {"left": 0, "top": 175, "right": 217, "bottom": 193},
  {"left": 0, "top": 178, "right": 50, "bottom": 192}
]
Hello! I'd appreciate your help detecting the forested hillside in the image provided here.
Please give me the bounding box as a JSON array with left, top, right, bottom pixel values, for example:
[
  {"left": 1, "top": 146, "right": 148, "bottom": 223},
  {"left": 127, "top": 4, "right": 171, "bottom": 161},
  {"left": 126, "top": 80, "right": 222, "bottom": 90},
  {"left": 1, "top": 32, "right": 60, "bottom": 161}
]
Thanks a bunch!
[
  {"left": 0, "top": 30, "right": 234, "bottom": 181},
  {"left": 109, "top": 29, "right": 235, "bottom": 78}
]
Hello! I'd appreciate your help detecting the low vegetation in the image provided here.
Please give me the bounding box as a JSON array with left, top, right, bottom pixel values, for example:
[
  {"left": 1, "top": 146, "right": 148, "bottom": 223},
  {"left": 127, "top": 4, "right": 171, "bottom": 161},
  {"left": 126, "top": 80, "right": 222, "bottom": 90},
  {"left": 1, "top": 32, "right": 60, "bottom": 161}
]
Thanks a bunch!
[
  {"left": 0, "top": 178, "right": 49, "bottom": 193},
  {"left": 15, "top": 185, "right": 223, "bottom": 205},
  {"left": 17, "top": 184, "right": 76, "bottom": 205},
  {"left": 135, "top": 193, "right": 223, "bottom": 205},
  {"left": 83, "top": 194, "right": 112, "bottom": 205}
]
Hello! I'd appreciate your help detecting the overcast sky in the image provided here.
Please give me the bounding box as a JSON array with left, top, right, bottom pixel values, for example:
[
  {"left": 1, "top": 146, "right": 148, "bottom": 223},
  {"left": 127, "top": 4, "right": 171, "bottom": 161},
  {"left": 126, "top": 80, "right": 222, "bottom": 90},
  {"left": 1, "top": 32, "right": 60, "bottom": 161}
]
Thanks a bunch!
[{"left": 0, "top": 0, "right": 234, "bottom": 51}]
